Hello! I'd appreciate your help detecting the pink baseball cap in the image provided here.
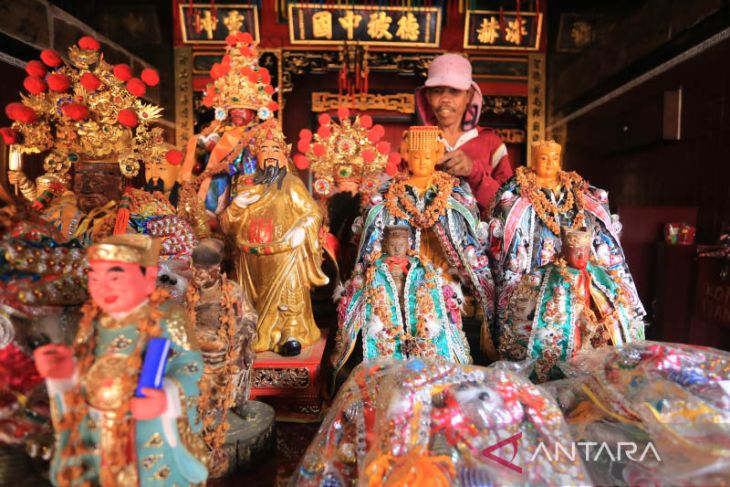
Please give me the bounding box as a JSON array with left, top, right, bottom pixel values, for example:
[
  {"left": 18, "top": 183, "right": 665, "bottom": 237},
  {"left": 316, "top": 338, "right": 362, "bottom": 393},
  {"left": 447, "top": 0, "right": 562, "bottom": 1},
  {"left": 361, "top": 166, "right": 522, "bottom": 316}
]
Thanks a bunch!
[{"left": 416, "top": 54, "right": 484, "bottom": 130}]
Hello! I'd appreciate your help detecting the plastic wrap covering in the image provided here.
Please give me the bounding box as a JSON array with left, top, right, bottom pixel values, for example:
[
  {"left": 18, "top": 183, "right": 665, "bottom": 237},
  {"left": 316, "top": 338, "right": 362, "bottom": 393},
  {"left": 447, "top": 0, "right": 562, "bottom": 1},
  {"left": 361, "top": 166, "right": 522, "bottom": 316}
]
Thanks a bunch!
[
  {"left": 291, "top": 358, "right": 589, "bottom": 486},
  {"left": 546, "top": 341, "right": 730, "bottom": 485}
]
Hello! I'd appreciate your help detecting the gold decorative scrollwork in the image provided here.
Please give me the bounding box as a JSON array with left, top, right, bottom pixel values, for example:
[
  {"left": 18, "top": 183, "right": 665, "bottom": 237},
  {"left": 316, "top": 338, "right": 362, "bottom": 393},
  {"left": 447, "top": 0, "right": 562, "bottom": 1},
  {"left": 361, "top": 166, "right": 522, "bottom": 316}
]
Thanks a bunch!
[
  {"left": 311, "top": 92, "right": 415, "bottom": 114},
  {"left": 252, "top": 367, "right": 310, "bottom": 389}
]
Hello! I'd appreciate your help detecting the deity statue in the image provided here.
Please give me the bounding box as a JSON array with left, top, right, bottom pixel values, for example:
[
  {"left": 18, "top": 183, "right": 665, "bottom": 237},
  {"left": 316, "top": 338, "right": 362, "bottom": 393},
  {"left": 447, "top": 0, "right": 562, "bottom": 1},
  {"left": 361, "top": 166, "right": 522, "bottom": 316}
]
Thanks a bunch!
[
  {"left": 7, "top": 170, "right": 70, "bottom": 210},
  {"left": 1, "top": 36, "right": 182, "bottom": 246},
  {"left": 186, "top": 238, "right": 257, "bottom": 476},
  {"left": 498, "top": 228, "right": 645, "bottom": 382},
  {"left": 294, "top": 106, "right": 399, "bottom": 281},
  {"left": 32, "top": 234, "right": 208, "bottom": 485},
  {"left": 144, "top": 144, "right": 183, "bottom": 205},
  {"left": 180, "top": 31, "right": 278, "bottom": 222},
  {"left": 333, "top": 126, "right": 496, "bottom": 379},
  {"left": 489, "top": 139, "right": 645, "bottom": 353},
  {"left": 220, "top": 120, "right": 328, "bottom": 357}
]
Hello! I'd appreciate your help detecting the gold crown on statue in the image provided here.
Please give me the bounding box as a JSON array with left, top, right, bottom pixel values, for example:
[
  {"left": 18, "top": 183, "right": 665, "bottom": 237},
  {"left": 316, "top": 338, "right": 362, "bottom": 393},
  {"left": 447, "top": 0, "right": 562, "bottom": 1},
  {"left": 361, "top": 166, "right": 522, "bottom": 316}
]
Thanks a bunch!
[
  {"left": 2, "top": 36, "right": 166, "bottom": 179},
  {"left": 561, "top": 227, "right": 592, "bottom": 248},
  {"left": 405, "top": 126, "right": 442, "bottom": 152},
  {"left": 530, "top": 139, "right": 562, "bottom": 166},
  {"left": 202, "top": 32, "right": 278, "bottom": 122},
  {"left": 384, "top": 225, "right": 410, "bottom": 239},
  {"left": 88, "top": 234, "right": 161, "bottom": 267},
  {"left": 294, "top": 106, "right": 399, "bottom": 197},
  {"left": 250, "top": 119, "right": 290, "bottom": 156}
]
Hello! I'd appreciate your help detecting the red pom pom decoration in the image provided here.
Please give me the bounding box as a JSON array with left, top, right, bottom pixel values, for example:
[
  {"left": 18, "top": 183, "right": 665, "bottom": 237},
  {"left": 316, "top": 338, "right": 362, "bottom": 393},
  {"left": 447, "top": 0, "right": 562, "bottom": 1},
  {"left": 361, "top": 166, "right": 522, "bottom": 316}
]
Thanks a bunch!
[
  {"left": 6, "top": 103, "right": 37, "bottom": 124},
  {"left": 293, "top": 154, "right": 310, "bottom": 170},
  {"left": 337, "top": 106, "right": 350, "bottom": 120},
  {"left": 126, "top": 78, "right": 146, "bottom": 97},
  {"left": 47, "top": 73, "right": 70, "bottom": 92},
  {"left": 318, "top": 113, "right": 331, "bottom": 125},
  {"left": 80, "top": 72, "right": 102, "bottom": 92},
  {"left": 23, "top": 76, "right": 47, "bottom": 94},
  {"left": 362, "top": 149, "right": 376, "bottom": 163},
  {"left": 78, "top": 36, "right": 101, "bottom": 51},
  {"left": 25, "top": 60, "right": 47, "bottom": 78},
  {"left": 0, "top": 127, "right": 19, "bottom": 145},
  {"left": 202, "top": 94, "right": 214, "bottom": 108},
  {"left": 141, "top": 68, "right": 159, "bottom": 87},
  {"left": 388, "top": 152, "right": 402, "bottom": 165},
  {"left": 117, "top": 108, "right": 138, "bottom": 128},
  {"left": 299, "top": 128, "right": 312, "bottom": 142},
  {"left": 268, "top": 101, "right": 279, "bottom": 111},
  {"left": 246, "top": 72, "right": 258, "bottom": 83},
  {"left": 264, "top": 85, "right": 275, "bottom": 95},
  {"left": 377, "top": 141, "right": 391, "bottom": 154},
  {"left": 385, "top": 162, "right": 399, "bottom": 176},
  {"left": 317, "top": 125, "right": 331, "bottom": 139},
  {"left": 40, "top": 49, "right": 62, "bottom": 68},
  {"left": 368, "top": 124, "right": 385, "bottom": 142},
  {"left": 359, "top": 114, "right": 373, "bottom": 128},
  {"left": 113, "top": 64, "right": 133, "bottom": 81},
  {"left": 226, "top": 35, "right": 237, "bottom": 46},
  {"left": 297, "top": 139, "right": 310, "bottom": 153},
  {"left": 239, "top": 32, "right": 253, "bottom": 44},
  {"left": 61, "top": 103, "right": 89, "bottom": 121},
  {"left": 165, "top": 149, "right": 184, "bottom": 165},
  {"left": 313, "top": 143, "right": 326, "bottom": 157}
]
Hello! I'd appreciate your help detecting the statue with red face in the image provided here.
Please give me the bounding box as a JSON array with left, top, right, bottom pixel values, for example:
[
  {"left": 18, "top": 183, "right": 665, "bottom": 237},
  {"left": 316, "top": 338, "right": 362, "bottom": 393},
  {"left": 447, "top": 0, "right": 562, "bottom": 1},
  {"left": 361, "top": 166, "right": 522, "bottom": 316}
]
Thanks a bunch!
[
  {"left": 498, "top": 227, "right": 644, "bottom": 382},
  {"left": 32, "top": 234, "right": 208, "bottom": 486}
]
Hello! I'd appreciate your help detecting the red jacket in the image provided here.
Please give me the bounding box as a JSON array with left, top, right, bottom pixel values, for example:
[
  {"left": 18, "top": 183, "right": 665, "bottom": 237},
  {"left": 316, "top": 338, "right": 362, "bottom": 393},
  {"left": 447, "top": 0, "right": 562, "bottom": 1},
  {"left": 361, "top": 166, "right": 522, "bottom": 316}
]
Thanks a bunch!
[{"left": 458, "top": 127, "right": 513, "bottom": 212}]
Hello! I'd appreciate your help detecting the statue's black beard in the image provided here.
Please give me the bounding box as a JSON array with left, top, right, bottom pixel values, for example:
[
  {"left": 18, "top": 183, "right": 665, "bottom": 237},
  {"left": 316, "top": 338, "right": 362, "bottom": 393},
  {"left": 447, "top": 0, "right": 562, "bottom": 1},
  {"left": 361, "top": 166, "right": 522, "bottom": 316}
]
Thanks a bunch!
[
  {"left": 144, "top": 178, "right": 165, "bottom": 194},
  {"left": 254, "top": 164, "right": 286, "bottom": 189}
]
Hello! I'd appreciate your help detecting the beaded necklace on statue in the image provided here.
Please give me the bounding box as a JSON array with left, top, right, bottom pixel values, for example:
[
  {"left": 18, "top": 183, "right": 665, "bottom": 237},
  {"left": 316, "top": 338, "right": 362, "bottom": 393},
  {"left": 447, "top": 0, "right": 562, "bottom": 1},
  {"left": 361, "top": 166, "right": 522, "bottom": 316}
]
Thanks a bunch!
[
  {"left": 185, "top": 271, "right": 238, "bottom": 477},
  {"left": 57, "top": 288, "right": 168, "bottom": 486},
  {"left": 516, "top": 166, "right": 587, "bottom": 236},
  {"left": 384, "top": 172, "right": 455, "bottom": 229}
]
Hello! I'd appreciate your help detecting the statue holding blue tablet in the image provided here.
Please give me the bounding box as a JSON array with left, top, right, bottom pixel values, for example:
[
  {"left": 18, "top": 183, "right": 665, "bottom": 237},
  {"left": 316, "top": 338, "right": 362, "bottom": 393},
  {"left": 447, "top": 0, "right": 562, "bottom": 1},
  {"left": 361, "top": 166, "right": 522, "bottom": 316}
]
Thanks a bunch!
[{"left": 33, "top": 234, "right": 209, "bottom": 486}]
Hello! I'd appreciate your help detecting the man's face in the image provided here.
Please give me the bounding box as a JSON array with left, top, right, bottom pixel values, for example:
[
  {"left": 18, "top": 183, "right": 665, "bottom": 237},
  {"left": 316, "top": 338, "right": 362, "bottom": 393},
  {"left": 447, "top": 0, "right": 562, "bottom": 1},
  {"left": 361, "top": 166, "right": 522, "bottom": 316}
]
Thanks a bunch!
[
  {"left": 533, "top": 148, "right": 561, "bottom": 181},
  {"left": 74, "top": 163, "right": 123, "bottom": 214},
  {"left": 425, "top": 86, "right": 472, "bottom": 128},
  {"left": 144, "top": 161, "right": 180, "bottom": 193},
  {"left": 407, "top": 149, "right": 438, "bottom": 178},
  {"left": 384, "top": 233, "right": 408, "bottom": 258},
  {"left": 565, "top": 244, "right": 590, "bottom": 270},
  {"left": 257, "top": 139, "right": 286, "bottom": 169},
  {"left": 229, "top": 108, "right": 254, "bottom": 127},
  {"left": 88, "top": 260, "right": 158, "bottom": 314}
]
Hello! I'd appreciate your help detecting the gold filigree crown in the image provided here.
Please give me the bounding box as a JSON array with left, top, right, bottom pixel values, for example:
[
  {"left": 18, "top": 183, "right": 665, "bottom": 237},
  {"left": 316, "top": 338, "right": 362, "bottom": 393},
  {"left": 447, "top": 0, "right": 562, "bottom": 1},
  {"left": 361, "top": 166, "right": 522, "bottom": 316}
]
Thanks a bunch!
[
  {"left": 530, "top": 139, "right": 562, "bottom": 167},
  {"left": 250, "top": 119, "right": 290, "bottom": 156},
  {"left": 295, "top": 108, "right": 396, "bottom": 197},
  {"left": 384, "top": 225, "right": 410, "bottom": 239},
  {"left": 202, "top": 32, "right": 277, "bottom": 122},
  {"left": 561, "top": 227, "right": 592, "bottom": 248},
  {"left": 88, "top": 234, "right": 161, "bottom": 267},
  {"left": 3, "top": 36, "right": 166, "bottom": 179}
]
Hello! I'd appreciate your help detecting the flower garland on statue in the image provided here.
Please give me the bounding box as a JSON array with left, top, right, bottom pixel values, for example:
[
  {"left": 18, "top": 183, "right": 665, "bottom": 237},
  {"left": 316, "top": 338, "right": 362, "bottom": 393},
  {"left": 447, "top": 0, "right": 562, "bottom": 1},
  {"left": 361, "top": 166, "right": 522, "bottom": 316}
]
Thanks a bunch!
[
  {"left": 516, "top": 166, "right": 588, "bottom": 236},
  {"left": 185, "top": 271, "right": 238, "bottom": 477},
  {"left": 554, "top": 258, "right": 630, "bottom": 349},
  {"left": 56, "top": 288, "right": 168, "bottom": 486},
  {"left": 384, "top": 172, "right": 455, "bottom": 230},
  {"left": 363, "top": 249, "right": 438, "bottom": 358}
]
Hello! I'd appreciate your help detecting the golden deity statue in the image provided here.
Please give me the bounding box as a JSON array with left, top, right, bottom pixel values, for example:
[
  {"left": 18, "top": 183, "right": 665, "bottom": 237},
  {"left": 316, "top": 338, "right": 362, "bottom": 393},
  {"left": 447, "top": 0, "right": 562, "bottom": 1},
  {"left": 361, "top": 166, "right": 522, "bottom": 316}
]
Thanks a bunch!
[{"left": 220, "top": 120, "right": 328, "bottom": 356}]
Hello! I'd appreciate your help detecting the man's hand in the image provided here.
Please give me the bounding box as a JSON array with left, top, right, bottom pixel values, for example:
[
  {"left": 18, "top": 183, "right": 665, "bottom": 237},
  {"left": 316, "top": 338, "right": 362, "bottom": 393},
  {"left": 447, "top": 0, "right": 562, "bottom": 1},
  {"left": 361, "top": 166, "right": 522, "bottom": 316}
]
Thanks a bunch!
[
  {"left": 130, "top": 388, "right": 167, "bottom": 420},
  {"left": 284, "top": 226, "right": 306, "bottom": 248},
  {"left": 33, "top": 344, "right": 75, "bottom": 379},
  {"left": 7, "top": 171, "right": 21, "bottom": 185},
  {"left": 437, "top": 149, "right": 474, "bottom": 178}
]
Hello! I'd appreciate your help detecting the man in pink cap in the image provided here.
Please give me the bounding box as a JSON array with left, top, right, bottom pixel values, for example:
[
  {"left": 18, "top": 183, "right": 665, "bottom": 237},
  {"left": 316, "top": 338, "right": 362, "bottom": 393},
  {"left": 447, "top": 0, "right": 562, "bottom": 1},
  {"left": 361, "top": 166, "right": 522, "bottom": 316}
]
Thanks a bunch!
[{"left": 416, "top": 53, "right": 513, "bottom": 212}]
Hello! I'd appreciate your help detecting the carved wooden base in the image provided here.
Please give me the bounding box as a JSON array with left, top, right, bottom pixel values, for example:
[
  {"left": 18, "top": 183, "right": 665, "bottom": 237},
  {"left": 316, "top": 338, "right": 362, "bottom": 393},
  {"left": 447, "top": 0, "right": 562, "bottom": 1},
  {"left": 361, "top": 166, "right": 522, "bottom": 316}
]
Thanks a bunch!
[
  {"left": 249, "top": 331, "right": 327, "bottom": 422},
  {"left": 217, "top": 401, "right": 276, "bottom": 476}
]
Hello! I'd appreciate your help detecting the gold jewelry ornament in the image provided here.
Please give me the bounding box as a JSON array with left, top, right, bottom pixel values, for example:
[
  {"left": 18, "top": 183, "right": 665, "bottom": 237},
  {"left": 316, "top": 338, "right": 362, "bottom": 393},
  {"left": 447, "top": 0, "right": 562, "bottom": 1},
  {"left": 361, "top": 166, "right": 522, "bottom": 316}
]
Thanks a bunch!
[
  {"left": 294, "top": 106, "right": 400, "bottom": 197},
  {"left": 2, "top": 36, "right": 167, "bottom": 180},
  {"left": 201, "top": 31, "right": 278, "bottom": 121}
]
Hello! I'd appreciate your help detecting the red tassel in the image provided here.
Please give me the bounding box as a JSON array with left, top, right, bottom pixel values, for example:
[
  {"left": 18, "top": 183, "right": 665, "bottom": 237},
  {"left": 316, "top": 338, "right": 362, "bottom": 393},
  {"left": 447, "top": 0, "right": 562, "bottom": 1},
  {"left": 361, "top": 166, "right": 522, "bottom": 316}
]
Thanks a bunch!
[{"left": 114, "top": 207, "right": 131, "bottom": 235}]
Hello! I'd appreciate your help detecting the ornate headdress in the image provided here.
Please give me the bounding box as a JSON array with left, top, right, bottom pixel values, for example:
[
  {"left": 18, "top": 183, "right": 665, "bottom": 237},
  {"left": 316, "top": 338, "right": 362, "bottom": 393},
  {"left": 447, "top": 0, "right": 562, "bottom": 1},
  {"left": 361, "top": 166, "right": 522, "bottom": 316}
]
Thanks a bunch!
[
  {"left": 202, "top": 31, "right": 278, "bottom": 122},
  {"left": 249, "top": 119, "right": 290, "bottom": 157},
  {"left": 402, "top": 126, "right": 444, "bottom": 154},
  {"left": 1, "top": 36, "right": 171, "bottom": 179},
  {"left": 294, "top": 106, "right": 400, "bottom": 197},
  {"left": 384, "top": 225, "right": 410, "bottom": 240},
  {"left": 88, "top": 233, "right": 161, "bottom": 267},
  {"left": 561, "top": 227, "right": 592, "bottom": 248},
  {"left": 529, "top": 139, "right": 562, "bottom": 167}
]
